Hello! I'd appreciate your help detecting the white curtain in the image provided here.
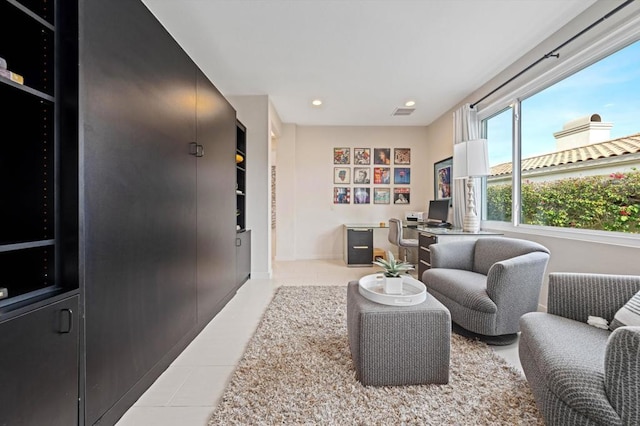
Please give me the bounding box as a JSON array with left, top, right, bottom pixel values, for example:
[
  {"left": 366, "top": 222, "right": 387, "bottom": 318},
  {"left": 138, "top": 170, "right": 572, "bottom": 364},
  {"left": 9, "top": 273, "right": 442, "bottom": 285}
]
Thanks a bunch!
[{"left": 452, "top": 104, "right": 480, "bottom": 228}]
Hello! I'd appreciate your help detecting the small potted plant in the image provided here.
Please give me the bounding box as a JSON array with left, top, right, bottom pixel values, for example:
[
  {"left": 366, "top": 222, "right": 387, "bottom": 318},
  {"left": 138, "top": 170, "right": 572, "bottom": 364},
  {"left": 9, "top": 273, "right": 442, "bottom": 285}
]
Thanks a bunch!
[{"left": 372, "top": 251, "right": 414, "bottom": 294}]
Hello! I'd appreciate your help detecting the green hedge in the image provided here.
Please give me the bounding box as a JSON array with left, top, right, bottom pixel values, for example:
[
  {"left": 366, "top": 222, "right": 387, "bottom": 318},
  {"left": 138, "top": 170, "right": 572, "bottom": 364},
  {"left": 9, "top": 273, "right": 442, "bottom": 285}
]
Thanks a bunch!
[{"left": 486, "top": 169, "right": 640, "bottom": 234}]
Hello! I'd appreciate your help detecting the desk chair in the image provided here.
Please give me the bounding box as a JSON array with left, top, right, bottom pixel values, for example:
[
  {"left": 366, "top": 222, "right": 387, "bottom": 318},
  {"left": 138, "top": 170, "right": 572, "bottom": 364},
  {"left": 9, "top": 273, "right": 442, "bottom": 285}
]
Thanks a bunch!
[{"left": 388, "top": 218, "right": 418, "bottom": 263}]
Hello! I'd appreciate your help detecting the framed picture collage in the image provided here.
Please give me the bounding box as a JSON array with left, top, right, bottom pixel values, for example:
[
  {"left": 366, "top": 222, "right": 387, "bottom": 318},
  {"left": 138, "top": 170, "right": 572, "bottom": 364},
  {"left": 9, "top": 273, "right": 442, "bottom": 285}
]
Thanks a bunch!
[{"left": 333, "top": 147, "right": 411, "bottom": 205}]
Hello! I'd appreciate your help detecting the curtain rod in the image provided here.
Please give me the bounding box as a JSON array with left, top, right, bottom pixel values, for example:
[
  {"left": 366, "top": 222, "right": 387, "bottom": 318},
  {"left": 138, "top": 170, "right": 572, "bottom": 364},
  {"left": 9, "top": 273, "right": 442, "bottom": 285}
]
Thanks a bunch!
[{"left": 470, "top": 0, "right": 636, "bottom": 109}]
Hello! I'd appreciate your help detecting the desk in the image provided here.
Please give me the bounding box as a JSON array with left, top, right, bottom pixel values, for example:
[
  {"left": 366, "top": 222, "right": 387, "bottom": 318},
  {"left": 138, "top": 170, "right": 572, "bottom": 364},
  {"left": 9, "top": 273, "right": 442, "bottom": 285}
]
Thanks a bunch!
[{"left": 416, "top": 227, "right": 503, "bottom": 280}]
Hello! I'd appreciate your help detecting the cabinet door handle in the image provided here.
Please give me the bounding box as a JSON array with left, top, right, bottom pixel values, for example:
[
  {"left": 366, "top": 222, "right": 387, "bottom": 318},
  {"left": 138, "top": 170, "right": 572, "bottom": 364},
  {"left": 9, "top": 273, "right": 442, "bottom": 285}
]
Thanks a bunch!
[
  {"left": 353, "top": 245, "right": 369, "bottom": 249},
  {"left": 59, "top": 309, "right": 73, "bottom": 334},
  {"left": 236, "top": 238, "right": 241, "bottom": 247},
  {"left": 189, "top": 142, "right": 198, "bottom": 156},
  {"left": 189, "top": 143, "right": 205, "bottom": 157}
]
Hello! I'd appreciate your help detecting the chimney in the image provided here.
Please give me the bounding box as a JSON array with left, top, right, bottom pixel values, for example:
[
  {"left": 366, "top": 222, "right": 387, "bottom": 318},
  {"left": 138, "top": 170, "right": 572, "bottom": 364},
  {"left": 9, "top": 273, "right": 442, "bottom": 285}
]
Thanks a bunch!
[{"left": 553, "top": 113, "right": 613, "bottom": 151}]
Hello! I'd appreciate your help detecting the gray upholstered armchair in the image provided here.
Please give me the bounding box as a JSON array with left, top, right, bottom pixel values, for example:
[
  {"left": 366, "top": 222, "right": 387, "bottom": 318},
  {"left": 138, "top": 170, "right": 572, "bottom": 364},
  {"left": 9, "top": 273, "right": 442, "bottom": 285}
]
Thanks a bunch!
[
  {"left": 519, "top": 273, "right": 640, "bottom": 426},
  {"left": 421, "top": 237, "right": 550, "bottom": 343}
]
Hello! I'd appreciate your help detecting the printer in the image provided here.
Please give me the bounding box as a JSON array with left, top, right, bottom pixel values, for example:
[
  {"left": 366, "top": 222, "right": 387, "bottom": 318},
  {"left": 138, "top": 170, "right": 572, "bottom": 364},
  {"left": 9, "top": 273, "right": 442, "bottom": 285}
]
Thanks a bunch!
[{"left": 405, "top": 211, "right": 424, "bottom": 227}]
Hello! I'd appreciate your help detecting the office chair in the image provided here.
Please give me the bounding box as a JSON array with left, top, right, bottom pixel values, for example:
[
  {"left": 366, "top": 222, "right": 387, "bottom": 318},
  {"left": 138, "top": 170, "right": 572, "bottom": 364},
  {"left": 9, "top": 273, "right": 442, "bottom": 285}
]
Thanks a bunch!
[{"left": 388, "top": 218, "right": 418, "bottom": 263}]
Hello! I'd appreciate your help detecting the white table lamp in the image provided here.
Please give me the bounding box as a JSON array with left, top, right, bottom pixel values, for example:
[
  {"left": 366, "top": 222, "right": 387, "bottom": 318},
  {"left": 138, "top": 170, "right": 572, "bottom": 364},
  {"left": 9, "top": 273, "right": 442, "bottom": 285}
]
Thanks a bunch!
[{"left": 453, "top": 139, "right": 490, "bottom": 233}]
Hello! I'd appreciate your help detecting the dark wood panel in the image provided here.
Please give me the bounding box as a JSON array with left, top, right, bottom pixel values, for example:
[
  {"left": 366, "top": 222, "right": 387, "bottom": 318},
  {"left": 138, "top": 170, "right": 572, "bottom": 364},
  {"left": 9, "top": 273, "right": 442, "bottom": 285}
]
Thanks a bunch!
[
  {"left": 0, "top": 296, "right": 79, "bottom": 426},
  {"left": 418, "top": 234, "right": 437, "bottom": 280},
  {"left": 236, "top": 230, "right": 251, "bottom": 285},
  {"left": 195, "top": 70, "right": 238, "bottom": 323},
  {"left": 81, "top": 1, "right": 198, "bottom": 423}
]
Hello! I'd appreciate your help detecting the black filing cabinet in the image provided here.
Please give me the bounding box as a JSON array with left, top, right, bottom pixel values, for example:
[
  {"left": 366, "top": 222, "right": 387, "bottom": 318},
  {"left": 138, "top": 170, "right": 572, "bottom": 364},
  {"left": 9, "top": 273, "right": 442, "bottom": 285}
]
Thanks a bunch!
[{"left": 344, "top": 227, "right": 373, "bottom": 266}]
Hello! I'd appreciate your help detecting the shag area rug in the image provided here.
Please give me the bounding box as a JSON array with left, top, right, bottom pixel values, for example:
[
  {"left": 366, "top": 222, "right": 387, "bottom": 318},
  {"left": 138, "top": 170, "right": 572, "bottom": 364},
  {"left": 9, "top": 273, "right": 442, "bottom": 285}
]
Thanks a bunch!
[{"left": 209, "top": 286, "right": 543, "bottom": 425}]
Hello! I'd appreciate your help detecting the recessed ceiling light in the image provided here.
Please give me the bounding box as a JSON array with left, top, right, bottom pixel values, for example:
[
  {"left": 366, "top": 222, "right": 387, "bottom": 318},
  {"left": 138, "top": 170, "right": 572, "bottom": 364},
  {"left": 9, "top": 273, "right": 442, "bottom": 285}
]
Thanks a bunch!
[
  {"left": 312, "top": 99, "right": 323, "bottom": 106},
  {"left": 405, "top": 100, "right": 416, "bottom": 107}
]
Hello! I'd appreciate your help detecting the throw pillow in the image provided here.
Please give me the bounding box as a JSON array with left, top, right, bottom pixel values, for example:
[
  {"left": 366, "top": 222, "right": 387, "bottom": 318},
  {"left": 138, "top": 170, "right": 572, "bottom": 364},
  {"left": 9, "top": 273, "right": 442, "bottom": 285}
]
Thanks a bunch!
[
  {"left": 587, "top": 316, "right": 609, "bottom": 330},
  {"left": 610, "top": 289, "right": 640, "bottom": 330}
]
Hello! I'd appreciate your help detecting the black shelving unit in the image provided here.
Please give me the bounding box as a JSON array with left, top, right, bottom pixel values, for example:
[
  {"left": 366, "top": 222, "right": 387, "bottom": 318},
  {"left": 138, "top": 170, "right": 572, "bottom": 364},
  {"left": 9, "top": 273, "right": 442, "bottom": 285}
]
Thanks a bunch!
[
  {"left": 236, "top": 120, "right": 247, "bottom": 232},
  {"left": 0, "top": 0, "right": 77, "bottom": 309},
  {"left": 235, "top": 120, "right": 250, "bottom": 284},
  {"left": 0, "top": 0, "right": 55, "bottom": 306}
]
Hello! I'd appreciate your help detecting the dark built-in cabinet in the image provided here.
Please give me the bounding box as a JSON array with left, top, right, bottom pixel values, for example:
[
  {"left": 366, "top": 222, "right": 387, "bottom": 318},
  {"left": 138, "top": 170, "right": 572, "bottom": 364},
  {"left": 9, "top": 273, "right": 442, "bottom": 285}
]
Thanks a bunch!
[
  {"left": 0, "top": 295, "right": 79, "bottom": 426},
  {"left": 81, "top": 1, "right": 240, "bottom": 424},
  {"left": 0, "top": 0, "right": 249, "bottom": 425},
  {"left": 237, "top": 229, "right": 251, "bottom": 285},
  {"left": 235, "top": 121, "right": 251, "bottom": 284}
]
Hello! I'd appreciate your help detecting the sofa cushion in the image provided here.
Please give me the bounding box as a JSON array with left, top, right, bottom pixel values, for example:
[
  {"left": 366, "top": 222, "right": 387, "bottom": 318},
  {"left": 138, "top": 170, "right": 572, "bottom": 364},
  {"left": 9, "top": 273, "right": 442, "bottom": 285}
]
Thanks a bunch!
[
  {"left": 520, "top": 312, "right": 621, "bottom": 424},
  {"left": 423, "top": 268, "right": 496, "bottom": 313},
  {"left": 610, "top": 289, "right": 640, "bottom": 330}
]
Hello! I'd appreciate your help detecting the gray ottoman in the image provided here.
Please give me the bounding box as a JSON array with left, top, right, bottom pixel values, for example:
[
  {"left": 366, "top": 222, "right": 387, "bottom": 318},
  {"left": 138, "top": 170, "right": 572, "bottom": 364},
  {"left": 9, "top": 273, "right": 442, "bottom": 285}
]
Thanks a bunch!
[{"left": 347, "top": 280, "right": 451, "bottom": 386}]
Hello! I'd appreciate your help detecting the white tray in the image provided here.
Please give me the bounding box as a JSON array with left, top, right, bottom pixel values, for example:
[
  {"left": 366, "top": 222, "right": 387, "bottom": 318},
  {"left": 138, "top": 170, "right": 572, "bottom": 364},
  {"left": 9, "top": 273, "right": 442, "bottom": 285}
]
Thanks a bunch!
[{"left": 358, "top": 274, "right": 427, "bottom": 306}]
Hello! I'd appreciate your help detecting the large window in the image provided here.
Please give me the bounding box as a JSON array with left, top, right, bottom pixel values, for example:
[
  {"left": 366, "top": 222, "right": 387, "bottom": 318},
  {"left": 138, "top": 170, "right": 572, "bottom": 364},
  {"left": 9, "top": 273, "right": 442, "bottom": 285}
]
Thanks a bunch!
[
  {"left": 484, "top": 107, "right": 513, "bottom": 223},
  {"left": 484, "top": 39, "right": 640, "bottom": 234}
]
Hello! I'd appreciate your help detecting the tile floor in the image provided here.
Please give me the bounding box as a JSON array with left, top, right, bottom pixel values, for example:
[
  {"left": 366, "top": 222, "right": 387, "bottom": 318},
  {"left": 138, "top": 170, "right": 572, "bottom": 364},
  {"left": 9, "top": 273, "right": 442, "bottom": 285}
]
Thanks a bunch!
[{"left": 116, "top": 259, "right": 522, "bottom": 426}]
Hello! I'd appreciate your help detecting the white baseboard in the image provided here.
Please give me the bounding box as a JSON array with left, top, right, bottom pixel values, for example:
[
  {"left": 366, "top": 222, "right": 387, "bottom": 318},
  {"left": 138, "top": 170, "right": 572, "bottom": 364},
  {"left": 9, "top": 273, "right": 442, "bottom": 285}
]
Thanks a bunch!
[{"left": 250, "top": 271, "right": 272, "bottom": 280}]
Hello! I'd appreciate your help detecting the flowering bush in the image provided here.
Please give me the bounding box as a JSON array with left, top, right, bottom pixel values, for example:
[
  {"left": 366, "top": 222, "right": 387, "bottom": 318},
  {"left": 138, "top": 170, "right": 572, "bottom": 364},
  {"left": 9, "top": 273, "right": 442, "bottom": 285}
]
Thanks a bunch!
[{"left": 487, "top": 169, "right": 640, "bottom": 234}]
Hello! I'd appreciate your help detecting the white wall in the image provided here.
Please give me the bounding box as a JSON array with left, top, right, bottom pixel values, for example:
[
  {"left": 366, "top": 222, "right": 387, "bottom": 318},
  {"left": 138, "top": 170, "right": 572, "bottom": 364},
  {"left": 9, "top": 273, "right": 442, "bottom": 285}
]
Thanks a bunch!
[
  {"left": 275, "top": 124, "right": 297, "bottom": 260},
  {"left": 500, "top": 229, "right": 640, "bottom": 309},
  {"left": 276, "top": 125, "right": 430, "bottom": 260}
]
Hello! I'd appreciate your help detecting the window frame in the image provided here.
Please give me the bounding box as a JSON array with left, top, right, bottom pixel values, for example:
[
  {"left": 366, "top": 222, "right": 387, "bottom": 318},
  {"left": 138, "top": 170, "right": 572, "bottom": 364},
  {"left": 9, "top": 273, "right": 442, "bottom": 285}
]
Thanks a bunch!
[{"left": 476, "top": 10, "right": 640, "bottom": 247}]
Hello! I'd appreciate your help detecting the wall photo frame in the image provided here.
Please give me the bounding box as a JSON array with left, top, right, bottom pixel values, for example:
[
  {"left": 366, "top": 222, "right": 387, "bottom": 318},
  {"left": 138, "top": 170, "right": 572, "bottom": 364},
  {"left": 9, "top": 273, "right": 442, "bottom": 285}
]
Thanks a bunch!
[
  {"left": 334, "top": 167, "right": 350, "bottom": 184},
  {"left": 374, "top": 188, "right": 390, "bottom": 204},
  {"left": 334, "top": 187, "right": 350, "bottom": 204},
  {"left": 353, "top": 148, "right": 371, "bottom": 165},
  {"left": 373, "top": 148, "right": 391, "bottom": 165},
  {"left": 394, "top": 167, "right": 410, "bottom": 184},
  {"left": 434, "top": 156, "right": 452, "bottom": 201},
  {"left": 373, "top": 167, "right": 390, "bottom": 184},
  {"left": 353, "top": 167, "right": 370, "bottom": 184},
  {"left": 353, "top": 187, "right": 371, "bottom": 204},
  {"left": 333, "top": 147, "right": 350, "bottom": 164},
  {"left": 394, "top": 148, "right": 411, "bottom": 165},
  {"left": 393, "top": 187, "right": 410, "bottom": 204}
]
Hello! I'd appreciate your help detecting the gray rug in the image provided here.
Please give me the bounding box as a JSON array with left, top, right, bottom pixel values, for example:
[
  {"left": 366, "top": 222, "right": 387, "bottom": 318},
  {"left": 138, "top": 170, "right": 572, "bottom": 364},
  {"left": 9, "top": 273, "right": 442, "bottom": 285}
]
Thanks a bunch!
[{"left": 209, "top": 286, "right": 543, "bottom": 425}]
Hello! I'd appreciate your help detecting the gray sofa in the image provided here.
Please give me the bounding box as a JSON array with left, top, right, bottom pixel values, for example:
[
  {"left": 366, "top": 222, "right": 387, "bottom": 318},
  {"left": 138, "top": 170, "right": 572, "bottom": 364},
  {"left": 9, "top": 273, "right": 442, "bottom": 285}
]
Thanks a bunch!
[
  {"left": 519, "top": 273, "right": 640, "bottom": 426},
  {"left": 421, "top": 237, "right": 550, "bottom": 342}
]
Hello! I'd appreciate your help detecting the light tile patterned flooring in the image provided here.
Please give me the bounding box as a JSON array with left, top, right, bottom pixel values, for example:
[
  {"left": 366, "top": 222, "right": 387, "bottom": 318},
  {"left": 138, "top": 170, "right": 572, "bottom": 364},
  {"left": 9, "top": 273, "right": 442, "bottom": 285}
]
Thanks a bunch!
[{"left": 116, "top": 260, "right": 522, "bottom": 426}]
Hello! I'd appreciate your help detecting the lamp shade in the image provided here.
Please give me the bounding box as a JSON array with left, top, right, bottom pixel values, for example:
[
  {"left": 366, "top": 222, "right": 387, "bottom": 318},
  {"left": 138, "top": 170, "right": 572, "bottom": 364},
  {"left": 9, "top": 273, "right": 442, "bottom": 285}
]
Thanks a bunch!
[{"left": 453, "top": 138, "right": 490, "bottom": 179}]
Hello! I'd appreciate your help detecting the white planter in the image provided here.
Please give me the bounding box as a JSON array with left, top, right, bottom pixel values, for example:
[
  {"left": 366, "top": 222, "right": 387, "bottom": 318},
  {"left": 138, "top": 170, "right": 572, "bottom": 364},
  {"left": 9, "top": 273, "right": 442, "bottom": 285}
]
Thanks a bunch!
[{"left": 384, "top": 276, "right": 404, "bottom": 295}]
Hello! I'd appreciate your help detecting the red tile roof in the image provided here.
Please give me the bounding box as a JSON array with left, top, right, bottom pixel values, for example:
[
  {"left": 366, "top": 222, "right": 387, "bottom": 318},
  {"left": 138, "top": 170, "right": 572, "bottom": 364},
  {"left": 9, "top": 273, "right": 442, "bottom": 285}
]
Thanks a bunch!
[{"left": 490, "top": 133, "right": 640, "bottom": 176}]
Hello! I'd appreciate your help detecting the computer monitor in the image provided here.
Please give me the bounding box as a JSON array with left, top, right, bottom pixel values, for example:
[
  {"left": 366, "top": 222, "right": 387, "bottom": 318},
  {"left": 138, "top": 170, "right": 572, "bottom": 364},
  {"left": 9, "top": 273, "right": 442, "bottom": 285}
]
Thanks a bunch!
[{"left": 427, "top": 199, "right": 450, "bottom": 224}]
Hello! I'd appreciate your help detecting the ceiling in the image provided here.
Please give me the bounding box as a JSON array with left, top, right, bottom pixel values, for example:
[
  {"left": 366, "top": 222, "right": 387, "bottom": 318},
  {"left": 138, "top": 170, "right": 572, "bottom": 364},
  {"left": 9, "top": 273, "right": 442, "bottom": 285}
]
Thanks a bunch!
[{"left": 142, "top": 0, "right": 598, "bottom": 127}]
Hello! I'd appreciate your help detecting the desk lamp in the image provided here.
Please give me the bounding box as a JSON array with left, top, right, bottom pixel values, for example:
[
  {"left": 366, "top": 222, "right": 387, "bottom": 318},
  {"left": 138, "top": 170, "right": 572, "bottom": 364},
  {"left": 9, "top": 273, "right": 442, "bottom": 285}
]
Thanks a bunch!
[{"left": 453, "top": 139, "right": 490, "bottom": 233}]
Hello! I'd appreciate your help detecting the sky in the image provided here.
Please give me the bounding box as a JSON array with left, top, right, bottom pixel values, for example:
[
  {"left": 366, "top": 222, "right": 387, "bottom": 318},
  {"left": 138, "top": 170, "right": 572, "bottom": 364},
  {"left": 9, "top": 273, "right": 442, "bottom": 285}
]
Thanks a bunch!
[{"left": 486, "top": 39, "right": 640, "bottom": 166}]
